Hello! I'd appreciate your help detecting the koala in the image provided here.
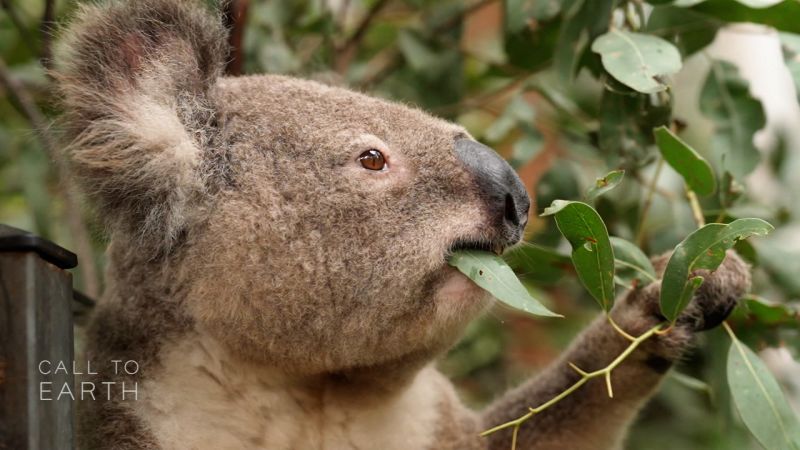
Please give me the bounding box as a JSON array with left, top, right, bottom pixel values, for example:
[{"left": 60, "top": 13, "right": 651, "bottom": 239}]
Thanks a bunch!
[{"left": 54, "top": 1, "right": 751, "bottom": 449}]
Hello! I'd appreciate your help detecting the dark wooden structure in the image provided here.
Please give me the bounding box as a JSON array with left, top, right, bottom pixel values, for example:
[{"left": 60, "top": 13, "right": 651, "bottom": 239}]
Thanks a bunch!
[{"left": 0, "top": 224, "right": 77, "bottom": 450}]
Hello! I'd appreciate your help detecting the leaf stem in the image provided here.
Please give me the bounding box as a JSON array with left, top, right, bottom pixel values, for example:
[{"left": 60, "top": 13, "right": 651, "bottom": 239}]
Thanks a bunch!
[
  {"left": 608, "top": 315, "right": 637, "bottom": 342},
  {"left": 687, "top": 189, "right": 706, "bottom": 227},
  {"left": 481, "top": 323, "right": 665, "bottom": 446},
  {"left": 637, "top": 157, "right": 665, "bottom": 246},
  {"left": 614, "top": 259, "right": 658, "bottom": 283}
]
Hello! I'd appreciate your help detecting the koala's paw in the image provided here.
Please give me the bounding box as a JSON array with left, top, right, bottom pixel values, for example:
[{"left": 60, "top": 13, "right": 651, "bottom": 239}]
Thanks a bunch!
[
  {"left": 613, "top": 250, "right": 751, "bottom": 361},
  {"left": 676, "top": 250, "right": 751, "bottom": 331}
]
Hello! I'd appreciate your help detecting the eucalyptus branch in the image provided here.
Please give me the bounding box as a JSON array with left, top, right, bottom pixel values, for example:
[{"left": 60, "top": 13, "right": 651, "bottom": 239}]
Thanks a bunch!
[
  {"left": 0, "top": 0, "right": 38, "bottom": 55},
  {"left": 0, "top": 56, "right": 100, "bottom": 298},
  {"left": 40, "top": 0, "right": 56, "bottom": 70},
  {"left": 357, "top": 0, "right": 492, "bottom": 88},
  {"left": 222, "top": 0, "right": 249, "bottom": 76},
  {"left": 334, "top": 0, "right": 390, "bottom": 73},
  {"left": 481, "top": 320, "right": 666, "bottom": 450}
]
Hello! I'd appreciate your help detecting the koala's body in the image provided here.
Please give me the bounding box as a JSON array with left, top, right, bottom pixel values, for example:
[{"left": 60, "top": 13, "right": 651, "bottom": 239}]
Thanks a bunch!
[{"left": 54, "top": 1, "right": 750, "bottom": 449}]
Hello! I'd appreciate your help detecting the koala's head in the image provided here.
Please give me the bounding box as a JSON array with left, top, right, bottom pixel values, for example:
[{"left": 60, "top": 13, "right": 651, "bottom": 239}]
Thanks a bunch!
[{"left": 57, "top": 0, "right": 530, "bottom": 374}]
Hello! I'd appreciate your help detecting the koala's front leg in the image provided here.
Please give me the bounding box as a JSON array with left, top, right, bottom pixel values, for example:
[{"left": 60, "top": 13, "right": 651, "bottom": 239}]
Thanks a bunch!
[{"left": 481, "top": 251, "right": 750, "bottom": 450}]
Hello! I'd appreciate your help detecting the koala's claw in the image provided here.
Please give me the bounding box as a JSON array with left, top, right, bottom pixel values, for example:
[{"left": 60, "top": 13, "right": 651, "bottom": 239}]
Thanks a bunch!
[
  {"left": 631, "top": 249, "right": 750, "bottom": 332},
  {"left": 646, "top": 249, "right": 751, "bottom": 331}
]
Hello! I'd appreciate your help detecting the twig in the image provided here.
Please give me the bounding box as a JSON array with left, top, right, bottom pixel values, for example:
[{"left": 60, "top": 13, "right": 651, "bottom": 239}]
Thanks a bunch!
[
  {"left": 432, "top": 0, "right": 493, "bottom": 33},
  {"left": 357, "top": 47, "right": 401, "bottom": 88},
  {"left": 432, "top": 75, "right": 530, "bottom": 115},
  {"left": 0, "top": 56, "right": 100, "bottom": 298},
  {"left": 222, "top": 0, "right": 249, "bottom": 76},
  {"left": 0, "top": 0, "right": 38, "bottom": 55},
  {"left": 636, "top": 157, "right": 665, "bottom": 246},
  {"left": 336, "top": 0, "right": 352, "bottom": 28},
  {"left": 686, "top": 189, "right": 705, "bottom": 227},
  {"left": 481, "top": 321, "right": 665, "bottom": 449},
  {"left": 632, "top": 171, "right": 675, "bottom": 200},
  {"left": 39, "top": 0, "right": 56, "bottom": 70},
  {"left": 357, "top": 0, "right": 492, "bottom": 88},
  {"left": 334, "top": 0, "right": 390, "bottom": 74}
]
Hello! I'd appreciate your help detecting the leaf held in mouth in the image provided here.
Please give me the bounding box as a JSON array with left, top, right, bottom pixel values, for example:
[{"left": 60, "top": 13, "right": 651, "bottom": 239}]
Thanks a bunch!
[{"left": 447, "top": 250, "right": 562, "bottom": 318}]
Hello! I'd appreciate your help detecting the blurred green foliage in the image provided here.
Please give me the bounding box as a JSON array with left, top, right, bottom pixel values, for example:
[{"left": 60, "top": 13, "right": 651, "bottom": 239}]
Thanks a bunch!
[{"left": 2, "top": 0, "right": 799, "bottom": 448}]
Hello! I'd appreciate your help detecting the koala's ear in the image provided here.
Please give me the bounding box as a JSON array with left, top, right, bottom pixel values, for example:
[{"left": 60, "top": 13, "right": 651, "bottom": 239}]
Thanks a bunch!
[{"left": 54, "top": 0, "right": 228, "bottom": 248}]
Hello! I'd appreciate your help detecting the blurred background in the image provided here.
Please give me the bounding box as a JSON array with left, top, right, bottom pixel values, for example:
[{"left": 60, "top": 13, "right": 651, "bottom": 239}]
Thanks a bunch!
[{"left": 1, "top": 0, "right": 798, "bottom": 448}]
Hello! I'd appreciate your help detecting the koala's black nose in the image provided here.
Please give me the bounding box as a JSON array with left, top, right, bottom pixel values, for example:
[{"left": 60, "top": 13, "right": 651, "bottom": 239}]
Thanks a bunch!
[{"left": 455, "top": 139, "right": 531, "bottom": 245}]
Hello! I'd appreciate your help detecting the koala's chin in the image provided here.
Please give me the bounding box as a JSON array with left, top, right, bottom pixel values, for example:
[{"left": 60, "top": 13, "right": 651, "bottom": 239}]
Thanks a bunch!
[{"left": 434, "top": 266, "right": 495, "bottom": 321}]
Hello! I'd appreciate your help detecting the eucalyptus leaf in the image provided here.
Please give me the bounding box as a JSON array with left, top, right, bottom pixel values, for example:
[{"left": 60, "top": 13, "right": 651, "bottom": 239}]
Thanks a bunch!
[
  {"left": 691, "top": 0, "right": 800, "bottom": 34},
  {"left": 586, "top": 170, "right": 625, "bottom": 201},
  {"left": 727, "top": 334, "right": 800, "bottom": 450},
  {"left": 397, "top": 31, "right": 448, "bottom": 79},
  {"left": 742, "top": 296, "right": 800, "bottom": 325},
  {"left": 647, "top": 6, "right": 721, "bottom": 56},
  {"left": 597, "top": 87, "right": 665, "bottom": 168},
  {"left": 504, "top": 242, "right": 572, "bottom": 285},
  {"left": 485, "top": 94, "right": 537, "bottom": 143},
  {"left": 660, "top": 219, "right": 774, "bottom": 322},
  {"left": 610, "top": 237, "right": 657, "bottom": 288},
  {"left": 755, "top": 241, "right": 800, "bottom": 298},
  {"left": 542, "top": 200, "right": 616, "bottom": 311},
  {"left": 591, "top": 30, "right": 682, "bottom": 94},
  {"left": 447, "top": 251, "right": 561, "bottom": 317},
  {"left": 505, "top": 0, "right": 563, "bottom": 33},
  {"left": 510, "top": 130, "right": 543, "bottom": 169},
  {"left": 720, "top": 171, "right": 744, "bottom": 209},
  {"left": 700, "top": 60, "right": 766, "bottom": 178},
  {"left": 554, "top": 0, "right": 616, "bottom": 80},
  {"left": 654, "top": 126, "right": 717, "bottom": 196}
]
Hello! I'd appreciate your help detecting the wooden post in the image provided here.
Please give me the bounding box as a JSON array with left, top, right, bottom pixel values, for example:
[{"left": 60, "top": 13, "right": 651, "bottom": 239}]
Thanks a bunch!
[{"left": 0, "top": 224, "right": 77, "bottom": 450}]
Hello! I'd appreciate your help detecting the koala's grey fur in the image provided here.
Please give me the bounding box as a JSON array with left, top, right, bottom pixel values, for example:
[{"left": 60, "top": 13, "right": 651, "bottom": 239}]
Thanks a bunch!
[{"left": 54, "top": 1, "right": 752, "bottom": 449}]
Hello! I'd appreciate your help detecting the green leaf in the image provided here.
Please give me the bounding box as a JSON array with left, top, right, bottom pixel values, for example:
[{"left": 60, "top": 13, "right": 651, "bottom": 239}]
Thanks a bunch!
[
  {"left": 755, "top": 241, "right": 800, "bottom": 298},
  {"left": 504, "top": 15, "right": 562, "bottom": 72},
  {"left": 485, "top": 94, "right": 537, "bottom": 142},
  {"left": 727, "top": 334, "right": 800, "bottom": 450},
  {"left": 654, "top": 126, "right": 717, "bottom": 196},
  {"left": 542, "top": 200, "right": 616, "bottom": 311},
  {"left": 610, "top": 237, "right": 657, "bottom": 288},
  {"left": 597, "top": 87, "right": 667, "bottom": 168},
  {"left": 742, "top": 296, "right": 800, "bottom": 325},
  {"left": 586, "top": 170, "right": 625, "bottom": 201},
  {"left": 700, "top": 60, "right": 766, "bottom": 178},
  {"left": 660, "top": 219, "right": 774, "bottom": 322},
  {"left": 447, "top": 251, "right": 562, "bottom": 317},
  {"left": 510, "top": 130, "right": 543, "bottom": 169},
  {"left": 647, "top": 6, "right": 722, "bottom": 56},
  {"left": 397, "top": 30, "right": 448, "bottom": 79},
  {"left": 691, "top": 0, "right": 800, "bottom": 34},
  {"left": 720, "top": 170, "right": 744, "bottom": 209},
  {"left": 553, "top": 0, "right": 617, "bottom": 80},
  {"left": 505, "top": 0, "right": 563, "bottom": 33},
  {"left": 504, "top": 242, "right": 572, "bottom": 285},
  {"left": 591, "top": 30, "right": 683, "bottom": 93}
]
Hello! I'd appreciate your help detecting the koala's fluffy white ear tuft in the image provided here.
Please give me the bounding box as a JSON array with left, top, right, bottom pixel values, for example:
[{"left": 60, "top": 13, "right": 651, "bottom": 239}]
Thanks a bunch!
[{"left": 54, "top": 0, "right": 228, "bottom": 249}]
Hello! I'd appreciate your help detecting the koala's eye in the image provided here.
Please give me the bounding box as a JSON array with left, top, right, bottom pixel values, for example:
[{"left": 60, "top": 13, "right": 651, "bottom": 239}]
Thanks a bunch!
[{"left": 358, "top": 149, "right": 386, "bottom": 171}]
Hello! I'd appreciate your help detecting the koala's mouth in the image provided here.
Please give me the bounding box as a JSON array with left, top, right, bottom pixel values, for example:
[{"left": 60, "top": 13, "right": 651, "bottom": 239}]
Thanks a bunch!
[{"left": 447, "top": 238, "right": 504, "bottom": 256}]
